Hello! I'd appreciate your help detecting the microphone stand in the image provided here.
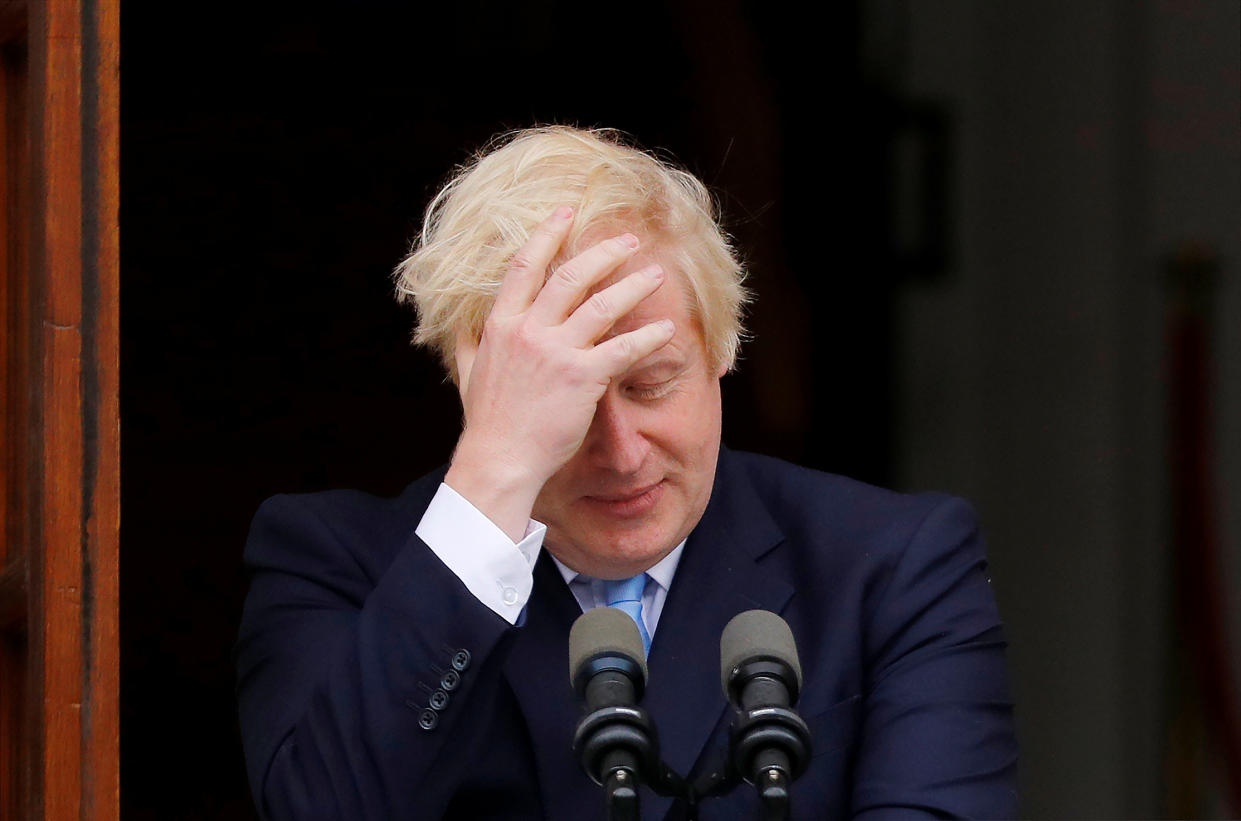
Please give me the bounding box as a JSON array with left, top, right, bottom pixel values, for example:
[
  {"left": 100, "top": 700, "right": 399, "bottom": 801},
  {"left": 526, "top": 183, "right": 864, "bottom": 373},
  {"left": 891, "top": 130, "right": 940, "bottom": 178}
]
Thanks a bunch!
[
  {"left": 601, "top": 762, "right": 638, "bottom": 821},
  {"left": 575, "top": 698, "right": 702, "bottom": 821},
  {"left": 580, "top": 726, "right": 801, "bottom": 821}
]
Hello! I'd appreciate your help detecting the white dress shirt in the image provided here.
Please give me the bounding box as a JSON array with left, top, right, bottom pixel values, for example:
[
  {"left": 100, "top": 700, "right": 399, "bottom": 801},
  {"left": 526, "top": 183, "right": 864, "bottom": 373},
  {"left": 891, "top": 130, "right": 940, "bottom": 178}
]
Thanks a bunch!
[{"left": 415, "top": 482, "right": 684, "bottom": 638}]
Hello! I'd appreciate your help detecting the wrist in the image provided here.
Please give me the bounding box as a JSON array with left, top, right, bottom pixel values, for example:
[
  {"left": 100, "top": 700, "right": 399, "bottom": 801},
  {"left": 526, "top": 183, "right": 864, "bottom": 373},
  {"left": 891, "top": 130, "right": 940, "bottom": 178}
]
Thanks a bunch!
[{"left": 445, "top": 435, "right": 546, "bottom": 543}]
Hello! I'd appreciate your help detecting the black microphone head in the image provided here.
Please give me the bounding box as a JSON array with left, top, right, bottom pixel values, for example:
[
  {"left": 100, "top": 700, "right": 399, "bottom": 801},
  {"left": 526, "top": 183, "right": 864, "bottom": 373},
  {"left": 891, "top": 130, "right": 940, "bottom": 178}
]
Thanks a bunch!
[
  {"left": 569, "top": 607, "right": 649, "bottom": 689},
  {"left": 720, "top": 610, "right": 803, "bottom": 698}
]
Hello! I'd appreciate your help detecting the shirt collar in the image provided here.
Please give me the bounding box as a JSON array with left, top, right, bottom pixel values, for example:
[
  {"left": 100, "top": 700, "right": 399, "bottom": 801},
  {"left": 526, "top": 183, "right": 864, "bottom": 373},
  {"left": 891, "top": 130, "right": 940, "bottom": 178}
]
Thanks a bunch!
[{"left": 549, "top": 539, "right": 687, "bottom": 595}]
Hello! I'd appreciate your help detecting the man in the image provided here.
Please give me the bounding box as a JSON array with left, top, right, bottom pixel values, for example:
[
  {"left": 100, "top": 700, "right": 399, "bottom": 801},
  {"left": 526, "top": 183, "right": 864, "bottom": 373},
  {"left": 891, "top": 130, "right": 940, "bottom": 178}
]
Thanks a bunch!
[{"left": 235, "top": 126, "right": 1017, "bottom": 819}]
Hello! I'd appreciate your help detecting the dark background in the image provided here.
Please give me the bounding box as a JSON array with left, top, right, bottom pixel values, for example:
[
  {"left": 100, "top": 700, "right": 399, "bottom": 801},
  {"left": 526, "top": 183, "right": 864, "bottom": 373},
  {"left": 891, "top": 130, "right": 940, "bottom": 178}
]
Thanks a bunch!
[{"left": 120, "top": 2, "right": 1240, "bottom": 817}]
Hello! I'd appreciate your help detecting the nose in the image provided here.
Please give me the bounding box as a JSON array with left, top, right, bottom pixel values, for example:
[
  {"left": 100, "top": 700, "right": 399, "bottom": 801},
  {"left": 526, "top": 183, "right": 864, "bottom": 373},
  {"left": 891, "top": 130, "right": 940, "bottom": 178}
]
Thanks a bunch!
[{"left": 585, "top": 390, "right": 650, "bottom": 475}]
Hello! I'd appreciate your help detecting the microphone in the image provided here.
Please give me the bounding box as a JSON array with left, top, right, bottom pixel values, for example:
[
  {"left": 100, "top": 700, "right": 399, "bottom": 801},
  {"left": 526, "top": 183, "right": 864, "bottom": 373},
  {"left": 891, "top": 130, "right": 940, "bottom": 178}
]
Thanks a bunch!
[
  {"left": 720, "top": 611, "right": 812, "bottom": 818},
  {"left": 570, "top": 606, "right": 648, "bottom": 709},
  {"left": 569, "top": 607, "right": 658, "bottom": 820}
]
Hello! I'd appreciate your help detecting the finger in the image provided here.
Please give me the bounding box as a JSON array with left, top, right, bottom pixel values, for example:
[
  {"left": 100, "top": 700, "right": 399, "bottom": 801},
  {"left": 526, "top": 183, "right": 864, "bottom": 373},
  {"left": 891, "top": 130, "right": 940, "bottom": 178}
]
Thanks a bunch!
[
  {"left": 561, "top": 264, "right": 666, "bottom": 346},
  {"left": 589, "top": 319, "right": 677, "bottom": 378},
  {"left": 492, "top": 206, "right": 575, "bottom": 318},
  {"left": 528, "top": 233, "right": 639, "bottom": 324}
]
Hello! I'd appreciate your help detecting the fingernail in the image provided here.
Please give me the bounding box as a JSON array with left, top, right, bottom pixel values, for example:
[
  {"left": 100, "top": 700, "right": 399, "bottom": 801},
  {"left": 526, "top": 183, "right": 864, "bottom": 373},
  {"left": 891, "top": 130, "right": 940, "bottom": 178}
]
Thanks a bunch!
[
  {"left": 555, "top": 206, "right": 573, "bottom": 220},
  {"left": 619, "top": 233, "right": 639, "bottom": 249},
  {"left": 659, "top": 319, "right": 675, "bottom": 334},
  {"left": 645, "top": 264, "right": 665, "bottom": 280}
]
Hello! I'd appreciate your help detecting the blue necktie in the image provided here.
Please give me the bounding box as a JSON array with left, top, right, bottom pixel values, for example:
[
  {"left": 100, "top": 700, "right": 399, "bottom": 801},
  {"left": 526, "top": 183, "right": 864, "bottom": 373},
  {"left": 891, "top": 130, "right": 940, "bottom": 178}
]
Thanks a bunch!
[{"left": 603, "top": 573, "right": 651, "bottom": 657}]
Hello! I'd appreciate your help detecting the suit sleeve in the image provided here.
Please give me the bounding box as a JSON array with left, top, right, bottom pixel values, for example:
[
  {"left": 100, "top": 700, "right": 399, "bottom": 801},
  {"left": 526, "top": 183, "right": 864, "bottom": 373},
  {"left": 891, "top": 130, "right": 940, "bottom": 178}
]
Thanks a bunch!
[
  {"left": 851, "top": 497, "right": 1019, "bottom": 819},
  {"left": 234, "top": 493, "right": 517, "bottom": 820}
]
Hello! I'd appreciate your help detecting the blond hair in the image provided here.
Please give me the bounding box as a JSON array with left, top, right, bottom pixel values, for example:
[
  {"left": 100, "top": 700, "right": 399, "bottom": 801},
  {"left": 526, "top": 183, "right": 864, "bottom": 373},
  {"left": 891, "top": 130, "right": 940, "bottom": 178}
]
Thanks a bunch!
[{"left": 393, "top": 126, "right": 748, "bottom": 380}]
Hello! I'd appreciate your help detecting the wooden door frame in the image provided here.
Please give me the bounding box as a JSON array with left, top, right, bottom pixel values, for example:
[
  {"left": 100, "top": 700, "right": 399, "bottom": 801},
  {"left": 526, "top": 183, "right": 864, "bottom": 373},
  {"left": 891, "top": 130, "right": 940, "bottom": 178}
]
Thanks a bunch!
[{"left": 1, "top": 0, "right": 119, "bottom": 818}]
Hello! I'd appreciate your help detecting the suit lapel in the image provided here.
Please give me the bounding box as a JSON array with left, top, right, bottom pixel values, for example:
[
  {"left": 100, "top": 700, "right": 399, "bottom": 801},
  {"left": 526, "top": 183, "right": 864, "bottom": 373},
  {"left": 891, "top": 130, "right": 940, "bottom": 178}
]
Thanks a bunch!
[
  {"left": 502, "top": 551, "right": 602, "bottom": 818},
  {"left": 641, "top": 448, "right": 793, "bottom": 820}
]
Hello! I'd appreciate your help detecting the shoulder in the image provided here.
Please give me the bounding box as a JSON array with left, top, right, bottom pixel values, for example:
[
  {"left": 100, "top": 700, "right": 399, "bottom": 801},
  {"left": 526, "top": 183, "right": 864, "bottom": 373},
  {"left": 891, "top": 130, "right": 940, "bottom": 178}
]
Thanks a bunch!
[
  {"left": 718, "top": 449, "right": 1006, "bottom": 696},
  {"left": 721, "top": 447, "right": 975, "bottom": 545},
  {"left": 716, "top": 449, "right": 987, "bottom": 608},
  {"left": 244, "top": 466, "right": 448, "bottom": 592}
]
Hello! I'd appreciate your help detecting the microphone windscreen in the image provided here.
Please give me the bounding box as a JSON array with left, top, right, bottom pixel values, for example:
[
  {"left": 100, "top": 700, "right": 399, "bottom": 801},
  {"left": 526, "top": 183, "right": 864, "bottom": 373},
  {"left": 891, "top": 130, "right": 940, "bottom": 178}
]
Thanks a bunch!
[
  {"left": 719, "top": 610, "right": 803, "bottom": 696},
  {"left": 569, "top": 607, "right": 649, "bottom": 685}
]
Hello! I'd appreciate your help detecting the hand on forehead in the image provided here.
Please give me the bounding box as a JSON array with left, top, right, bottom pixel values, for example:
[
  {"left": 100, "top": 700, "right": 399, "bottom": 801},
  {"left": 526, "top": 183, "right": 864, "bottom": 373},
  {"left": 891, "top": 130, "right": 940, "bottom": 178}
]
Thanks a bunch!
[{"left": 541, "top": 224, "right": 692, "bottom": 339}]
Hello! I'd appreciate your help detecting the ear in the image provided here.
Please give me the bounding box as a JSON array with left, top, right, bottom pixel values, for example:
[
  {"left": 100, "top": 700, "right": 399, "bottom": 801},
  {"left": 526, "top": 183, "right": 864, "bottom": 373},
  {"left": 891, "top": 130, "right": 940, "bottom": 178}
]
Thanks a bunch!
[{"left": 453, "top": 327, "right": 480, "bottom": 404}]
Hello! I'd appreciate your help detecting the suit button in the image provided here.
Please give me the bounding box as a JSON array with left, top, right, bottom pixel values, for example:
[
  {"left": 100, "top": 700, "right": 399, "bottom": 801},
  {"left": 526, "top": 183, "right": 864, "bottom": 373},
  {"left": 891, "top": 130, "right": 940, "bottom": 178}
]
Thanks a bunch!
[
  {"left": 429, "top": 690, "right": 449, "bottom": 710},
  {"left": 440, "top": 670, "right": 461, "bottom": 692},
  {"left": 418, "top": 709, "right": 438, "bottom": 731},
  {"left": 451, "top": 649, "right": 471, "bottom": 672}
]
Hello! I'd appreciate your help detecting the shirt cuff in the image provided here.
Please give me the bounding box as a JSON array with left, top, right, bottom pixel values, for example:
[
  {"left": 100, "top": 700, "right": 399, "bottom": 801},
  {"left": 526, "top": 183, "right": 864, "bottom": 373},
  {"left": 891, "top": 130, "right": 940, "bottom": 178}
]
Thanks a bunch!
[{"left": 415, "top": 482, "right": 546, "bottom": 624}]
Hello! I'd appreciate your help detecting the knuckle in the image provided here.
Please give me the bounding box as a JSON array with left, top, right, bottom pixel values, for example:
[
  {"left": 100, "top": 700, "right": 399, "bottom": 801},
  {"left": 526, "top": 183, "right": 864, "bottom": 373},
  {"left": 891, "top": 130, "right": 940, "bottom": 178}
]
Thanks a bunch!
[
  {"left": 509, "top": 250, "right": 537, "bottom": 273},
  {"left": 586, "top": 291, "right": 613, "bottom": 319},
  {"left": 563, "top": 357, "right": 588, "bottom": 383},
  {"left": 511, "top": 318, "right": 540, "bottom": 346},
  {"left": 555, "top": 263, "right": 584, "bottom": 289},
  {"left": 611, "top": 334, "right": 635, "bottom": 362},
  {"left": 486, "top": 314, "right": 526, "bottom": 347}
]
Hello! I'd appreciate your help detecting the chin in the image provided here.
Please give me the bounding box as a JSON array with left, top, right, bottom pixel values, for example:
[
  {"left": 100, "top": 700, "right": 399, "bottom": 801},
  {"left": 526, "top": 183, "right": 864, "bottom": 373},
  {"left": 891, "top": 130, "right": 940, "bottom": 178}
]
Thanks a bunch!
[{"left": 550, "top": 523, "right": 679, "bottom": 579}]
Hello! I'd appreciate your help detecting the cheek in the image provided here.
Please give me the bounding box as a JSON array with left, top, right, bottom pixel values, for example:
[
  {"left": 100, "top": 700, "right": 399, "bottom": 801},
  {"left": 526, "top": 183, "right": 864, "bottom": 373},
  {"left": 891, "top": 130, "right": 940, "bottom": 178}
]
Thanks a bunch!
[
  {"left": 541, "top": 460, "right": 581, "bottom": 501},
  {"left": 661, "top": 383, "right": 721, "bottom": 463}
]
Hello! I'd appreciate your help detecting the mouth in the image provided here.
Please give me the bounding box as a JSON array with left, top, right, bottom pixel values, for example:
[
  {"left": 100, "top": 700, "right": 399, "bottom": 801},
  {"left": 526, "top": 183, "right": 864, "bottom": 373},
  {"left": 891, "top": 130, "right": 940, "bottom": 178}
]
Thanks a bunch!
[{"left": 583, "top": 480, "right": 665, "bottom": 517}]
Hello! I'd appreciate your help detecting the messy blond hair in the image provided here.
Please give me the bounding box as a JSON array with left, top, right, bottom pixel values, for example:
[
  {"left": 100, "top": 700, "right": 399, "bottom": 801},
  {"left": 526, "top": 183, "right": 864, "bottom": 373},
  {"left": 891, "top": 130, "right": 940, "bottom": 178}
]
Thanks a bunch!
[{"left": 393, "top": 126, "right": 748, "bottom": 380}]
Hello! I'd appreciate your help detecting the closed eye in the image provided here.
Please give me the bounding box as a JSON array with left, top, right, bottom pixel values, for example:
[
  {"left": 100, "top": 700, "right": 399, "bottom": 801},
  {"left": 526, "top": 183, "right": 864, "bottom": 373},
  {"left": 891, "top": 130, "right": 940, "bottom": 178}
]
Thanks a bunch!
[{"left": 626, "top": 381, "right": 675, "bottom": 401}]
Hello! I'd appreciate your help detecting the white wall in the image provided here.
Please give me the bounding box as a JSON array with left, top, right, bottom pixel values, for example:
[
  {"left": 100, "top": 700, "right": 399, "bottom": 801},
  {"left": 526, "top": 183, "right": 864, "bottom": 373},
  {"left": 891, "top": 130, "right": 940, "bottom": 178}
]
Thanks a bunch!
[{"left": 892, "top": 1, "right": 1239, "bottom": 815}]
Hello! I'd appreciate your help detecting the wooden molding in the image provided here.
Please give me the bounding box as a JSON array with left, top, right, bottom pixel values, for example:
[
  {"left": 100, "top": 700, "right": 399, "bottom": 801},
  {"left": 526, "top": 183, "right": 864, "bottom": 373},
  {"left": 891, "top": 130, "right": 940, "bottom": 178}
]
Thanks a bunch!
[{"left": 19, "top": 0, "right": 120, "bottom": 818}]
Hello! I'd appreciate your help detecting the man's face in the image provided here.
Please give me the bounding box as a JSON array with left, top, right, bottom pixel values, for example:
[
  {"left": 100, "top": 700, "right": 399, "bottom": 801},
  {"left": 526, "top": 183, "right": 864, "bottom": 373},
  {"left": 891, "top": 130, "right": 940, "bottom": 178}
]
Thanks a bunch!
[{"left": 533, "top": 245, "right": 723, "bottom": 579}]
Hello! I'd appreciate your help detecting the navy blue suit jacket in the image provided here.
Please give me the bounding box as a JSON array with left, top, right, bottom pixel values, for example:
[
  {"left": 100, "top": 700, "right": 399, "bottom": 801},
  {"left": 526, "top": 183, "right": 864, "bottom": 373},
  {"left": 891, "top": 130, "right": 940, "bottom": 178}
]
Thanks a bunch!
[{"left": 235, "top": 448, "right": 1018, "bottom": 819}]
